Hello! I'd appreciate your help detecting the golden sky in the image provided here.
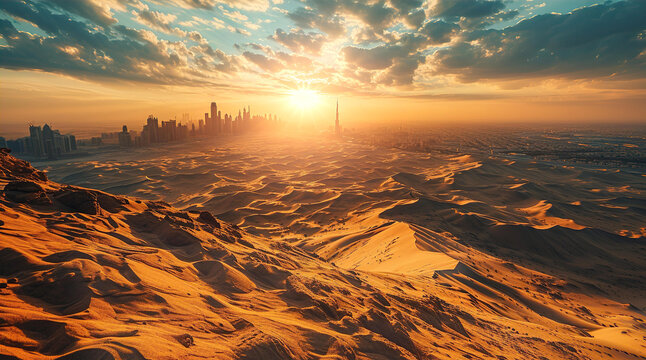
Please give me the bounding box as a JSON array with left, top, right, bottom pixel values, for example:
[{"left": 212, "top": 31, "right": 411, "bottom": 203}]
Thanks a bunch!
[{"left": 1, "top": 0, "right": 645, "bottom": 137}]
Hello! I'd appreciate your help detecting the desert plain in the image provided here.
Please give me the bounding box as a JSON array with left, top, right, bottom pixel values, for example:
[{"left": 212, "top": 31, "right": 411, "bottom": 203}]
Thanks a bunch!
[{"left": 1, "top": 133, "right": 645, "bottom": 359}]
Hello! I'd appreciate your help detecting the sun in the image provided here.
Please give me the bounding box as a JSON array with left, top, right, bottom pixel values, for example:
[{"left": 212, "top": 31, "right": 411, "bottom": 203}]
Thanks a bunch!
[{"left": 288, "top": 88, "right": 321, "bottom": 112}]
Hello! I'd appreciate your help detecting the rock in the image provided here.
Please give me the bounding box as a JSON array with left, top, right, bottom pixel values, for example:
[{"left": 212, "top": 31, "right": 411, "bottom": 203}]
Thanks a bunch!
[
  {"left": 0, "top": 283, "right": 7, "bottom": 289},
  {"left": 4, "top": 191, "right": 52, "bottom": 205},
  {"left": 4, "top": 181, "right": 44, "bottom": 193},
  {"left": 0, "top": 151, "right": 47, "bottom": 181},
  {"left": 95, "top": 192, "right": 128, "bottom": 213},
  {"left": 7, "top": 278, "right": 18, "bottom": 284},
  {"left": 54, "top": 188, "right": 100, "bottom": 215},
  {"left": 3, "top": 180, "right": 52, "bottom": 205},
  {"left": 198, "top": 211, "right": 220, "bottom": 228},
  {"left": 175, "top": 333, "right": 194, "bottom": 348}
]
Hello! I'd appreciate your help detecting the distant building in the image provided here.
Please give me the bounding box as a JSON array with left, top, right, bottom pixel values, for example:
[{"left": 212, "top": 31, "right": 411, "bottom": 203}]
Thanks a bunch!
[
  {"left": 99, "top": 100, "right": 284, "bottom": 150},
  {"left": 7, "top": 124, "right": 76, "bottom": 159},
  {"left": 217, "top": 110, "right": 222, "bottom": 133},
  {"left": 208, "top": 102, "right": 217, "bottom": 134},
  {"left": 146, "top": 115, "right": 159, "bottom": 143},
  {"left": 29, "top": 125, "right": 44, "bottom": 157},
  {"left": 119, "top": 125, "right": 132, "bottom": 147}
]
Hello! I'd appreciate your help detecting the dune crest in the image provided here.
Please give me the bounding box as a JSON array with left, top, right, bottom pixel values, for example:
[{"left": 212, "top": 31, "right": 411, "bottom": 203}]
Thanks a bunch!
[{"left": 2, "top": 141, "right": 646, "bottom": 359}]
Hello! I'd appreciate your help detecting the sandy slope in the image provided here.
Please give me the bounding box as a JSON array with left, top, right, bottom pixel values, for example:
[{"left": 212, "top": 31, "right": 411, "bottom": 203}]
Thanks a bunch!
[{"left": 2, "top": 135, "right": 646, "bottom": 359}]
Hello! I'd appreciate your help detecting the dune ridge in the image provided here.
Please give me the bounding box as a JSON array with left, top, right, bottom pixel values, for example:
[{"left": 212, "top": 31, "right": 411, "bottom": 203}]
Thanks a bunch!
[{"left": 3, "top": 135, "right": 646, "bottom": 359}]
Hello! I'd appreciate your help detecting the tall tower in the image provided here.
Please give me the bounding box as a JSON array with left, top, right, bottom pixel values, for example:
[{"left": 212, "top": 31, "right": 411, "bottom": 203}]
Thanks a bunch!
[
  {"left": 335, "top": 99, "right": 340, "bottom": 137},
  {"left": 210, "top": 102, "right": 217, "bottom": 134}
]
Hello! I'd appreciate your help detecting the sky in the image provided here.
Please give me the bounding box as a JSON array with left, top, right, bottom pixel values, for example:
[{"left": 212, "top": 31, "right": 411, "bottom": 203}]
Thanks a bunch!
[{"left": 0, "top": 0, "right": 645, "bottom": 137}]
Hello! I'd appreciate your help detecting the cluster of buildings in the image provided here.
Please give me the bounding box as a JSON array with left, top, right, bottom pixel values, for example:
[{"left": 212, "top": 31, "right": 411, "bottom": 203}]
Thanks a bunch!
[
  {"left": 0, "top": 99, "right": 343, "bottom": 160},
  {"left": 2, "top": 124, "right": 77, "bottom": 159},
  {"left": 116, "top": 101, "right": 281, "bottom": 147}
]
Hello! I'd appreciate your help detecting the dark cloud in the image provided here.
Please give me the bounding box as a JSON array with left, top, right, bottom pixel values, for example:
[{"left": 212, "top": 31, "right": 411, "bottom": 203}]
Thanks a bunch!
[
  {"left": 430, "top": 0, "right": 505, "bottom": 19},
  {"left": 343, "top": 45, "right": 406, "bottom": 70},
  {"left": 0, "top": 0, "right": 233, "bottom": 84},
  {"left": 342, "top": 43, "right": 425, "bottom": 86},
  {"left": 193, "top": 44, "right": 241, "bottom": 72},
  {"left": 288, "top": 7, "right": 345, "bottom": 38},
  {"left": 134, "top": 8, "right": 177, "bottom": 33},
  {"left": 430, "top": 0, "right": 646, "bottom": 81},
  {"left": 389, "top": 0, "right": 424, "bottom": 27},
  {"left": 459, "top": 8, "right": 519, "bottom": 29},
  {"left": 270, "top": 28, "right": 326, "bottom": 55},
  {"left": 389, "top": 0, "right": 424, "bottom": 14},
  {"left": 44, "top": 0, "right": 118, "bottom": 27},
  {"left": 378, "top": 55, "right": 425, "bottom": 85},
  {"left": 341, "top": 18, "right": 459, "bottom": 86},
  {"left": 287, "top": 0, "right": 426, "bottom": 38},
  {"left": 416, "top": 20, "right": 460, "bottom": 45}
]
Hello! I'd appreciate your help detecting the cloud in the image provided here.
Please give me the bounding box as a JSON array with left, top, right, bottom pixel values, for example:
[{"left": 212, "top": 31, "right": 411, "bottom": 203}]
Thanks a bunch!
[
  {"left": 227, "top": 25, "right": 251, "bottom": 36},
  {"left": 378, "top": 55, "right": 425, "bottom": 86},
  {"left": 340, "top": 18, "right": 459, "bottom": 86},
  {"left": 429, "top": 0, "right": 646, "bottom": 82},
  {"left": 132, "top": 6, "right": 207, "bottom": 42},
  {"left": 0, "top": 0, "right": 236, "bottom": 85},
  {"left": 430, "top": 0, "right": 505, "bottom": 19},
  {"left": 342, "top": 44, "right": 425, "bottom": 86},
  {"left": 2, "top": 0, "right": 644, "bottom": 97},
  {"left": 43, "top": 0, "right": 119, "bottom": 27},
  {"left": 180, "top": 15, "right": 225, "bottom": 29},
  {"left": 343, "top": 45, "right": 406, "bottom": 70},
  {"left": 133, "top": 8, "right": 177, "bottom": 33},
  {"left": 239, "top": 42, "right": 318, "bottom": 74},
  {"left": 270, "top": 28, "right": 326, "bottom": 55},
  {"left": 415, "top": 20, "right": 460, "bottom": 45},
  {"left": 159, "top": 0, "right": 269, "bottom": 11},
  {"left": 220, "top": 7, "right": 248, "bottom": 22},
  {"left": 286, "top": 0, "right": 426, "bottom": 38},
  {"left": 243, "top": 51, "right": 284, "bottom": 72},
  {"left": 288, "top": 7, "right": 345, "bottom": 38}
]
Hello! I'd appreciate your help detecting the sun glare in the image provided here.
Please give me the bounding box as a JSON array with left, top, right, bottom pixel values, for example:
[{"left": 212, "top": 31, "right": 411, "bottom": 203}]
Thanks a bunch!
[{"left": 289, "top": 88, "right": 321, "bottom": 111}]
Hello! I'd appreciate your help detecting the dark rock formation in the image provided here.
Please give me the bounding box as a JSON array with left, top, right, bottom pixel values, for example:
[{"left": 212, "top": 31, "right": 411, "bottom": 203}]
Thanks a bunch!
[{"left": 54, "top": 188, "right": 100, "bottom": 215}]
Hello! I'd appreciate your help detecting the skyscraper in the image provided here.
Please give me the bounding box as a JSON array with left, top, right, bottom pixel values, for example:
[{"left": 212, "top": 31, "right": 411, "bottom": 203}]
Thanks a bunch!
[
  {"left": 29, "top": 125, "right": 44, "bottom": 157},
  {"left": 146, "top": 115, "right": 159, "bottom": 143},
  {"left": 210, "top": 102, "right": 217, "bottom": 134},
  {"left": 119, "top": 125, "right": 132, "bottom": 147},
  {"left": 217, "top": 110, "right": 222, "bottom": 134},
  {"left": 42, "top": 124, "right": 56, "bottom": 159}
]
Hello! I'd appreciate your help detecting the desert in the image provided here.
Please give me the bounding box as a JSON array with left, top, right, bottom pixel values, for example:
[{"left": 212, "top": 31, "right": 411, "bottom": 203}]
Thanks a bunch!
[
  {"left": 2, "top": 0, "right": 646, "bottom": 358},
  {"left": 1, "top": 131, "right": 645, "bottom": 359}
]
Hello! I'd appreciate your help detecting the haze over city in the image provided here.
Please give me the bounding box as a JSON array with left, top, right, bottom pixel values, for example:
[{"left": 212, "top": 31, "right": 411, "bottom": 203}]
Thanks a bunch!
[
  {"left": 1, "top": 0, "right": 645, "bottom": 137},
  {"left": 0, "top": 1, "right": 646, "bottom": 360}
]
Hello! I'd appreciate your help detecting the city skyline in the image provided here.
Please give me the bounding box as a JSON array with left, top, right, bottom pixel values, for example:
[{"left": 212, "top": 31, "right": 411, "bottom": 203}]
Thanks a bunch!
[
  {"left": 0, "top": 1, "right": 645, "bottom": 357},
  {"left": 3, "top": 123, "right": 77, "bottom": 160},
  {"left": 0, "top": 99, "right": 298, "bottom": 157},
  {"left": 1, "top": 0, "right": 644, "bottom": 133}
]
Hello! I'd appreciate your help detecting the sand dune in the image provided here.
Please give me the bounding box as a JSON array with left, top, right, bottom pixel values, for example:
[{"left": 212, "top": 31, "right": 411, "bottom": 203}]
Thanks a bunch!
[{"left": 3, "top": 135, "right": 646, "bottom": 359}]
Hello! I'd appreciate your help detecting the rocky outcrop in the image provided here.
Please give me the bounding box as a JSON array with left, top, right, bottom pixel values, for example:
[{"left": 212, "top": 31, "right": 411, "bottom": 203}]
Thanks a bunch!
[{"left": 0, "top": 148, "right": 47, "bottom": 182}]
